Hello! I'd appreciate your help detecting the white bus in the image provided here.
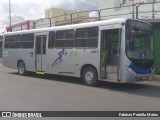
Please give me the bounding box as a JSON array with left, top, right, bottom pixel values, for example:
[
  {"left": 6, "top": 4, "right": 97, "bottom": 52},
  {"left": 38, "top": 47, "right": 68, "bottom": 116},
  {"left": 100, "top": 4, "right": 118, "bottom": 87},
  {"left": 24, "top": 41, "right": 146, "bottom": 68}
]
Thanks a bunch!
[{"left": 2, "top": 18, "right": 154, "bottom": 86}]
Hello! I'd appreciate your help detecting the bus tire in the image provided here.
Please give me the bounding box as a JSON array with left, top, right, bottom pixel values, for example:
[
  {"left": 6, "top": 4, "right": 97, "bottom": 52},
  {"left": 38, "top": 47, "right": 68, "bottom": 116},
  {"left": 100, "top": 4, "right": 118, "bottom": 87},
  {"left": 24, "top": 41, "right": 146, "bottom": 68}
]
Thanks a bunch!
[
  {"left": 82, "top": 66, "right": 98, "bottom": 86},
  {"left": 18, "top": 61, "right": 26, "bottom": 75}
]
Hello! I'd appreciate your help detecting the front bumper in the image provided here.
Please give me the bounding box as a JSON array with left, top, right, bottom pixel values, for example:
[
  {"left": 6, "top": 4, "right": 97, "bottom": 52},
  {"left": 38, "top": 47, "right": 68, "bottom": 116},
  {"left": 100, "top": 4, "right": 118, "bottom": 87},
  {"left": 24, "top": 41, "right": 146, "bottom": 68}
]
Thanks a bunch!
[{"left": 120, "top": 66, "right": 153, "bottom": 83}]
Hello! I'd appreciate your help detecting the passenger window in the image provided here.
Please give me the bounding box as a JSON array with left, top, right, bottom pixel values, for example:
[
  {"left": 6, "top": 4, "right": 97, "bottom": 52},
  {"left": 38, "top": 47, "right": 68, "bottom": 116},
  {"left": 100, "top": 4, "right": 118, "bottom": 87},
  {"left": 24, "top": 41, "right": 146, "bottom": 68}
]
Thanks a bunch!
[
  {"left": 55, "top": 30, "right": 74, "bottom": 48},
  {"left": 65, "top": 30, "right": 74, "bottom": 39},
  {"left": 76, "top": 29, "right": 87, "bottom": 38},
  {"left": 56, "top": 31, "right": 65, "bottom": 40},
  {"left": 21, "top": 33, "right": 34, "bottom": 48},
  {"left": 4, "top": 36, "right": 11, "bottom": 48},
  {"left": 5, "top": 34, "right": 34, "bottom": 49},
  {"left": 86, "top": 38, "right": 98, "bottom": 48},
  {"left": 88, "top": 27, "right": 98, "bottom": 38},
  {"left": 75, "top": 27, "right": 98, "bottom": 48},
  {"left": 48, "top": 31, "right": 55, "bottom": 49},
  {"left": 11, "top": 35, "right": 21, "bottom": 48}
]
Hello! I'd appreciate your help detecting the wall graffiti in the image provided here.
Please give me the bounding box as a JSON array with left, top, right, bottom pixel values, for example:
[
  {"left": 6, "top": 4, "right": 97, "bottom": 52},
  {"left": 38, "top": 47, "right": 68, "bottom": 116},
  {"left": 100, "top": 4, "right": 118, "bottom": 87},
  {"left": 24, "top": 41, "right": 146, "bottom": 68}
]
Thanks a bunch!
[{"left": 52, "top": 48, "right": 67, "bottom": 68}]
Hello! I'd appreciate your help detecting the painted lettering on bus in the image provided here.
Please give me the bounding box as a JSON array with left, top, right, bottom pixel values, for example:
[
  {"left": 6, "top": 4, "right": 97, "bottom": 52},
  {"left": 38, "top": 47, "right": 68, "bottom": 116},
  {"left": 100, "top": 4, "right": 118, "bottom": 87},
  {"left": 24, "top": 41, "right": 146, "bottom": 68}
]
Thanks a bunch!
[
  {"left": 58, "top": 72, "right": 74, "bottom": 74},
  {"left": 52, "top": 48, "right": 67, "bottom": 68},
  {"left": 70, "top": 51, "right": 78, "bottom": 57},
  {"left": 69, "top": 51, "right": 79, "bottom": 60},
  {"left": 91, "top": 50, "right": 98, "bottom": 54}
]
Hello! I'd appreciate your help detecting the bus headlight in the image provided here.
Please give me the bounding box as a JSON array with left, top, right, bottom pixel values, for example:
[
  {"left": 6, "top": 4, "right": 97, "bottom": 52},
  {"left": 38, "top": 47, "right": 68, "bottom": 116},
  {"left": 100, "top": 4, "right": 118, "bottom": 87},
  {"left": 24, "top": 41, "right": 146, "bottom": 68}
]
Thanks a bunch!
[
  {"left": 124, "top": 66, "right": 136, "bottom": 75},
  {"left": 151, "top": 67, "right": 154, "bottom": 73}
]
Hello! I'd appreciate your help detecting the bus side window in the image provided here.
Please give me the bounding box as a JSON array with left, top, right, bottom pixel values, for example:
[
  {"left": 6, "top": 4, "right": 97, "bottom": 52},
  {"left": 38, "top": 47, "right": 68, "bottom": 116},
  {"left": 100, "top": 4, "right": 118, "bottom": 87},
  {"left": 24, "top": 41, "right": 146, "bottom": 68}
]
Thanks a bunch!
[
  {"left": 75, "top": 27, "right": 98, "bottom": 48},
  {"left": 48, "top": 31, "right": 55, "bottom": 49},
  {"left": 87, "top": 27, "right": 98, "bottom": 48},
  {"left": 55, "top": 30, "right": 74, "bottom": 48},
  {"left": 21, "top": 33, "right": 34, "bottom": 49},
  {"left": 4, "top": 36, "right": 11, "bottom": 48},
  {"left": 75, "top": 28, "right": 87, "bottom": 48},
  {"left": 11, "top": 35, "right": 21, "bottom": 49}
]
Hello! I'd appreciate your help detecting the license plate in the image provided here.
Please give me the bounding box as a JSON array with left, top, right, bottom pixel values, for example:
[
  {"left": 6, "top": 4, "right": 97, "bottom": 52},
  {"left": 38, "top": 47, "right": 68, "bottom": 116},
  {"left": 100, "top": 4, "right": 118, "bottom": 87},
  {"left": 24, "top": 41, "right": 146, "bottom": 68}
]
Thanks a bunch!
[{"left": 142, "top": 77, "right": 148, "bottom": 80}]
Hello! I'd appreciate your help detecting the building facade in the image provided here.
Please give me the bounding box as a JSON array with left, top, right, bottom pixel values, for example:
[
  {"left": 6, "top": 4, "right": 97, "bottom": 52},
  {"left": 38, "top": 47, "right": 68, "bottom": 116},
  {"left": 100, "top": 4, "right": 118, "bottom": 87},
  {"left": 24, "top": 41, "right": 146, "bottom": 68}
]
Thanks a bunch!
[
  {"left": 99, "top": 0, "right": 160, "bottom": 20},
  {"left": 45, "top": 8, "right": 90, "bottom": 26},
  {"left": 45, "top": 8, "right": 89, "bottom": 21}
]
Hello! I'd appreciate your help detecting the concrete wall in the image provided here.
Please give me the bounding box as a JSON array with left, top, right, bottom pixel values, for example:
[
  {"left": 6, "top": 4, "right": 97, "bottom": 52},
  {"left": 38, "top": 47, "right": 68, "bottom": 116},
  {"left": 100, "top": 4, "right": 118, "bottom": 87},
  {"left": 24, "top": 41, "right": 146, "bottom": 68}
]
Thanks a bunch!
[
  {"left": 45, "top": 8, "right": 89, "bottom": 22},
  {"left": 99, "top": 0, "right": 160, "bottom": 19},
  {"left": 99, "top": 0, "right": 133, "bottom": 19}
]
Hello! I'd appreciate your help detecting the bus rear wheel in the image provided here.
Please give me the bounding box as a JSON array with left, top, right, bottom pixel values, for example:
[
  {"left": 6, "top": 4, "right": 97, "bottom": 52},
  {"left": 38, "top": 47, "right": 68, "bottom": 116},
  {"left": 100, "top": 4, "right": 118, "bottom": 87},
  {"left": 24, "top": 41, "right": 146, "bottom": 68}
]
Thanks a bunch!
[
  {"left": 82, "top": 66, "right": 98, "bottom": 86},
  {"left": 18, "top": 61, "right": 26, "bottom": 75}
]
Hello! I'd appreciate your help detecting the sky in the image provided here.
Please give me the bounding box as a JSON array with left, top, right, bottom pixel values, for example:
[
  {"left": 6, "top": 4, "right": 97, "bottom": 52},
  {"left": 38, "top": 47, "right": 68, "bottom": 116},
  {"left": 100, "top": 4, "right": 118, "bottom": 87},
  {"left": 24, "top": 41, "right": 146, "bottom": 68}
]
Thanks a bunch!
[{"left": 0, "top": 0, "right": 98, "bottom": 33}]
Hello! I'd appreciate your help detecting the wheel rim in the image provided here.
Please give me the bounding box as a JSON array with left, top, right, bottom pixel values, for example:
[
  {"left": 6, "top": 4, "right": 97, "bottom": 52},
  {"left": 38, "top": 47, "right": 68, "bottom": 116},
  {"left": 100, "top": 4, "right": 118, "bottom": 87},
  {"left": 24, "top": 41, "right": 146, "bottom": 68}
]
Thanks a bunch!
[
  {"left": 85, "top": 71, "right": 94, "bottom": 83},
  {"left": 19, "top": 63, "right": 24, "bottom": 74}
]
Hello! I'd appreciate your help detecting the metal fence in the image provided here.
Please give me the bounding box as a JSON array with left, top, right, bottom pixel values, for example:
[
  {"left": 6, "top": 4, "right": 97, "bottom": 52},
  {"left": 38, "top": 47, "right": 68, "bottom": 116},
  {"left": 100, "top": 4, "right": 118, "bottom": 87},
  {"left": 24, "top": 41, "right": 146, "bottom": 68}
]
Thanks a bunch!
[
  {"left": 99, "top": 1, "right": 160, "bottom": 20},
  {"left": 4, "top": 1, "right": 160, "bottom": 31},
  {"left": 30, "top": 1, "right": 160, "bottom": 29},
  {"left": 30, "top": 10, "right": 99, "bottom": 29}
]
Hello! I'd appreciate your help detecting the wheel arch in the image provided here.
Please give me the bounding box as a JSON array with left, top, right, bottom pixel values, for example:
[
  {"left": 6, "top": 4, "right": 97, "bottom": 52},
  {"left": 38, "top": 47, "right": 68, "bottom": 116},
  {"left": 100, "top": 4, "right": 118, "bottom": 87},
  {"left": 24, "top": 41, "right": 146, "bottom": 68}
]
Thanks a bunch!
[
  {"left": 80, "top": 64, "right": 98, "bottom": 78},
  {"left": 17, "top": 59, "right": 25, "bottom": 67}
]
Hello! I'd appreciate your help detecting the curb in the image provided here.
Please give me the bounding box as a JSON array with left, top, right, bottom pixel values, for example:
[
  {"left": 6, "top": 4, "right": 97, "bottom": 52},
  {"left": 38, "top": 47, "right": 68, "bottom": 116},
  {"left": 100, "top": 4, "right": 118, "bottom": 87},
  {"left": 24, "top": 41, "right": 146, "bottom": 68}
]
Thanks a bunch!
[{"left": 153, "top": 75, "right": 160, "bottom": 82}]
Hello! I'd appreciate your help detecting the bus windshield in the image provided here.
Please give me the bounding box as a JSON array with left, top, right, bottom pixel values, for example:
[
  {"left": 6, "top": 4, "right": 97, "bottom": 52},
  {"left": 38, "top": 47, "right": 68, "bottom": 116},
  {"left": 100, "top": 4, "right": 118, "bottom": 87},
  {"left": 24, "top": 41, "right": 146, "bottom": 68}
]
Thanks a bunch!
[
  {"left": 127, "top": 29, "right": 153, "bottom": 60},
  {"left": 126, "top": 20, "right": 154, "bottom": 68}
]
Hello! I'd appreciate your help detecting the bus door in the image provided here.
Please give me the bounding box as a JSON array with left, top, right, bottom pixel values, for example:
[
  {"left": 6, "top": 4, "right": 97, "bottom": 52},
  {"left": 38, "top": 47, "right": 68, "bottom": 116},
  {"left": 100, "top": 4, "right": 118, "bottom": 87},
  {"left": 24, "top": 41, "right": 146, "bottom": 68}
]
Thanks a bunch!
[
  {"left": 36, "top": 35, "right": 47, "bottom": 72},
  {"left": 100, "top": 29, "right": 121, "bottom": 81}
]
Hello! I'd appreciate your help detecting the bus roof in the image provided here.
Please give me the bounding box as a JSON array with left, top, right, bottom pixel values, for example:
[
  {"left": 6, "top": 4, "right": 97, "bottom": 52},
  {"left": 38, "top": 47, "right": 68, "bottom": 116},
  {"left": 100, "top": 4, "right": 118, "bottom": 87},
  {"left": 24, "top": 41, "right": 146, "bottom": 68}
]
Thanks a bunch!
[{"left": 3, "top": 18, "right": 146, "bottom": 36}]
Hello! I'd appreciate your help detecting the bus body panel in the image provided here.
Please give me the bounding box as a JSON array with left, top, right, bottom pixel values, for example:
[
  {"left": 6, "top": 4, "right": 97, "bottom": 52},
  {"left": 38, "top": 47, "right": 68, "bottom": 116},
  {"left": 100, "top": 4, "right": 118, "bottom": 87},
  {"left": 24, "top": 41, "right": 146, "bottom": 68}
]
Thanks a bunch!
[
  {"left": 45, "top": 48, "right": 100, "bottom": 77},
  {"left": 2, "top": 18, "right": 154, "bottom": 84},
  {"left": 3, "top": 49, "right": 35, "bottom": 72}
]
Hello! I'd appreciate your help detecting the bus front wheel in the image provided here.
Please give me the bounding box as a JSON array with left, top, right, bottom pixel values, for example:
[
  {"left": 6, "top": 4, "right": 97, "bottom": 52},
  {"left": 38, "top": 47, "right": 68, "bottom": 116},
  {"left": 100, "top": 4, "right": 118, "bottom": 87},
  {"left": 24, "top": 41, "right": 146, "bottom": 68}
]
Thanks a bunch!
[
  {"left": 18, "top": 61, "right": 26, "bottom": 75},
  {"left": 82, "top": 66, "right": 98, "bottom": 86}
]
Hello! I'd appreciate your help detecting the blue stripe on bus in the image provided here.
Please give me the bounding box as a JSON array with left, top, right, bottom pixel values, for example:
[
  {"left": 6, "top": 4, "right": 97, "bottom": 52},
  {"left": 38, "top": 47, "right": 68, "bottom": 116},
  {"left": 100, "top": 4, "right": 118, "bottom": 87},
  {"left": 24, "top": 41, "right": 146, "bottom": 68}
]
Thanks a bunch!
[{"left": 129, "top": 63, "right": 152, "bottom": 74}]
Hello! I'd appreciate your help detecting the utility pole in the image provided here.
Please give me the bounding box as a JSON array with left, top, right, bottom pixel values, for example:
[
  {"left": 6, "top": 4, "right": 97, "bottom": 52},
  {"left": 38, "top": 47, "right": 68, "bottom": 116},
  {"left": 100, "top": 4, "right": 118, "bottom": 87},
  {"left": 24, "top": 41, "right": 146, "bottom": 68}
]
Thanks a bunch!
[
  {"left": 136, "top": 5, "right": 139, "bottom": 19},
  {"left": 9, "top": 0, "right": 12, "bottom": 32},
  {"left": 132, "top": 0, "right": 135, "bottom": 19},
  {"left": 152, "top": 0, "right": 155, "bottom": 19}
]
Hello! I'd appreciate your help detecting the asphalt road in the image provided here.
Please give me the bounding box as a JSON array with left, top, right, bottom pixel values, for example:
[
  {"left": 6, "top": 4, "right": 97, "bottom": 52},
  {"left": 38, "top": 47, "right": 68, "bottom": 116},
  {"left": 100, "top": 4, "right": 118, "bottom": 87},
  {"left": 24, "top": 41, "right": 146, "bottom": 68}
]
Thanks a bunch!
[{"left": 0, "top": 66, "right": 160, "bottom": 119}]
